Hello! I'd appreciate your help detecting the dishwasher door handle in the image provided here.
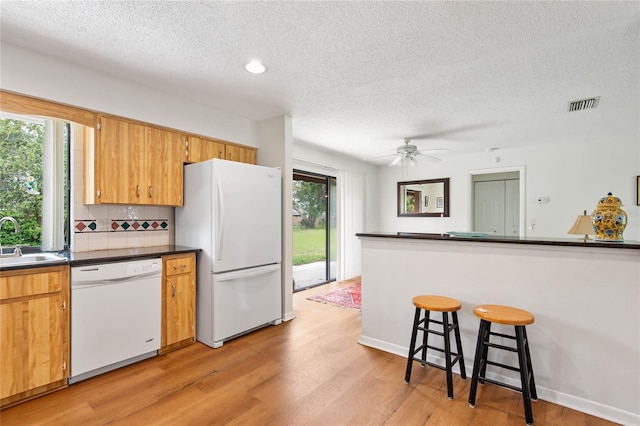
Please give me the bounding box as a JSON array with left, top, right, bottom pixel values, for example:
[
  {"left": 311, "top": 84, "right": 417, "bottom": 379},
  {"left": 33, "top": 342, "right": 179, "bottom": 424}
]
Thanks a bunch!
[{"left": 72, "top": 271, "right": 162, "bottom": 287}]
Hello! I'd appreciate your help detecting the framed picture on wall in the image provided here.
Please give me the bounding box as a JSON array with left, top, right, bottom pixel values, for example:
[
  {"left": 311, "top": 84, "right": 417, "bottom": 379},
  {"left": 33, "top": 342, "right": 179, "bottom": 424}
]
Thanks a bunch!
[{"left": 637, "top": 176, "right": 640, "bottom": 206}]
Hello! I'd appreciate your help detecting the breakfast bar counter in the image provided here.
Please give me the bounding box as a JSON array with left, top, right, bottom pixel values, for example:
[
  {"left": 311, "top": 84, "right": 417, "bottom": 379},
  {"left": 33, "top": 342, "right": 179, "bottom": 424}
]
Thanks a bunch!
[{"left": 356, "top": 232, "right": 639, "bottom": 425}]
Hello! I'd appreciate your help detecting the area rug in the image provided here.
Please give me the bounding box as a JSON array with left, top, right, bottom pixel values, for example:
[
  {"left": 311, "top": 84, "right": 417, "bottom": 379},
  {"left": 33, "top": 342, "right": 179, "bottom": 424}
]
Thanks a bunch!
[{"left": 307, "top": 282, "right": 361, "bottom": 310}]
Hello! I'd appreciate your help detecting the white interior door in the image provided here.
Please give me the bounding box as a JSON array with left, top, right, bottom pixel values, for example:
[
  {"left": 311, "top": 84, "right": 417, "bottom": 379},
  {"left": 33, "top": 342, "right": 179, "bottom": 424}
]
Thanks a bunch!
[
  {"left": 474, "top": 180, "right": 506, "bottom": 235},
  {"left": 473, "top": 179, "right": 520, "bottom": 236},
  {"left": 505, "top": 179, "right": 520, "bottom": 236}
]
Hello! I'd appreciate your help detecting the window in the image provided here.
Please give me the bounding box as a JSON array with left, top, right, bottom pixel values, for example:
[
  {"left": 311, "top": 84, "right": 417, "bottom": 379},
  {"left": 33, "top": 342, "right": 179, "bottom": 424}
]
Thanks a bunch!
[{"left": 0, "top": 113, "right": 70, "bottom": 252}]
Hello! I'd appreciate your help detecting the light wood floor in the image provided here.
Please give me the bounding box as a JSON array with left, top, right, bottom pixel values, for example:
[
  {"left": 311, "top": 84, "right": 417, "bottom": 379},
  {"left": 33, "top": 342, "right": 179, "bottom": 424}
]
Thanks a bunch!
[{"left": 1, "top": 277, "right": 617, "bottom": 425}]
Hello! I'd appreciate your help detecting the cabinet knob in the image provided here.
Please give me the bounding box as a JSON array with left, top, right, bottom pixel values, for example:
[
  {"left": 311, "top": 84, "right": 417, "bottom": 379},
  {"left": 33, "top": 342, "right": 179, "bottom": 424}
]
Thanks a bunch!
[
  {"left": 148, "top": 186, "right": 153, "bottom": 198},
  {"left": 172, "top": 284, "right": 176, "bottom": 297},
  {"left": 136, "top": 185, "right": 140, "bottom": 197}
]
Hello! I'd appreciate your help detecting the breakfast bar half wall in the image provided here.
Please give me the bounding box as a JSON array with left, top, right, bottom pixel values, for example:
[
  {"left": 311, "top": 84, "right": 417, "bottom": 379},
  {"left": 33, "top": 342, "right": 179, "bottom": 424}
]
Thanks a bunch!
[{"left": 356, "top": 232, "right": 640, "bottom": 425}]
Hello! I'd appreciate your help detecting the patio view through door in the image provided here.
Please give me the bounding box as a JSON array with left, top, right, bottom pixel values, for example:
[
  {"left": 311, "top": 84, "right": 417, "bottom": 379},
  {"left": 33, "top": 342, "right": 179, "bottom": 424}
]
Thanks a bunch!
[{"left": 292, "top": 170, "right": 336, "bottom": 292}]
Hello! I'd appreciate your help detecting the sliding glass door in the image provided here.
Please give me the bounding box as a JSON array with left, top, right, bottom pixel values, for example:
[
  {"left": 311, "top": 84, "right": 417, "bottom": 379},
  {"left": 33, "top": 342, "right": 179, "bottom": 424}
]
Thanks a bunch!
[{"left": 292, "top": 170, "right": 336, "bottom": 291}]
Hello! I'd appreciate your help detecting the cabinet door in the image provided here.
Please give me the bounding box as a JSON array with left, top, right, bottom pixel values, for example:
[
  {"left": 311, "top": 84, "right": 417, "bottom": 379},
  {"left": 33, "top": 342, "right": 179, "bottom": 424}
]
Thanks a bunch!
[
  {"left": 165, "top": 273, "right": 195, "bottom": 346},
  {"left": 97, "top": 116, "right": 145, "bottom": 204},
  {"left": 186, "top": 136, "right": 225, "bottom": 163},
  {"left": 0, "top": 266, "right": 69, "bottom": 403},
  {"left": 146, "top": 127, "right": 184, "bottom": 206}
]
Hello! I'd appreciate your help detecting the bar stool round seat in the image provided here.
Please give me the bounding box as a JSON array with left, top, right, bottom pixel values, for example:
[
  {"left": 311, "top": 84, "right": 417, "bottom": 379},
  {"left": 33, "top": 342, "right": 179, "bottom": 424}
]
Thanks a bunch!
[
  {"left": 413, "top": 295, "right": 462, "bottom": 312},
  {"left": 469, "top": 304, "right": 537, "bottom": 425},
  {"left": 473, "top": 304, "right": 534, "bottom": 326},
  {"left": 405, "top": 295, "right": 466, "bottom": 400}
]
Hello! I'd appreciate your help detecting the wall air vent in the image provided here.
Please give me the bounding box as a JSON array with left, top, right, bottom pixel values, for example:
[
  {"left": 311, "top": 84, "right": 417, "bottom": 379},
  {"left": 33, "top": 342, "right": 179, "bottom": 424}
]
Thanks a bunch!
[{"left": 567, "top": 96, "right": 600, "bottom": 112}]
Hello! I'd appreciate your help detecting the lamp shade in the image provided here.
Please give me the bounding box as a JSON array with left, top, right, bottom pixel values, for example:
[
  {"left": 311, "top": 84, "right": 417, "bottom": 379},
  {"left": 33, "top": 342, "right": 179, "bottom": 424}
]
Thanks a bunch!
[{"left": 568, "top": 210, "right": 595, "bottom": 241}]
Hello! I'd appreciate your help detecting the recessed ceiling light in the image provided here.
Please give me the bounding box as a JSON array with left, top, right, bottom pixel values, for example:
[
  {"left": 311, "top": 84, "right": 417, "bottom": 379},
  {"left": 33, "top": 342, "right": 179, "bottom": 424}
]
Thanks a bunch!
[{"left": 245, "top": 60, "right": 267, "bottom": 74}]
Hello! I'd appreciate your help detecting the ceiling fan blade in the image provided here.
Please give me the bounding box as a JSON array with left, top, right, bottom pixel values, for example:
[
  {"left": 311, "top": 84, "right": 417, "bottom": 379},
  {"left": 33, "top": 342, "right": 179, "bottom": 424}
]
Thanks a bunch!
[
  {"left": 388, "top": 156, "right": 402, "bottom": 166},
  {"left": 363, "top": 153, "right": 397, "bottom": 162},
  {"left": 417, "top": 148, "right": 449, "bottom": 155},
  {"left": 415, "top": 152, "right": 442, "bottom": 162}
]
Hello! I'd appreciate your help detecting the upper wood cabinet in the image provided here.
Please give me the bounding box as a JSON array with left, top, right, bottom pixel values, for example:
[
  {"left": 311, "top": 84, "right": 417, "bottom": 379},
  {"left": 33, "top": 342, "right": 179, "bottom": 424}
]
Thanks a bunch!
[
  {"left": 146, "top": 127, "right": 184, "bottom": 206},
  {"left": 0, "top": 265, "right": 70, "bottom": 408},
  {"left": 87, "top": 115, "right": 184, "bottom": 206},
  {"left": 226, "top": 144, "right": 257, "bottom": 164},
  {"left": 185, "top": 135, "right": 257, "bottom": 165},
  {"left": 185, "top": 135, "right": 225, "bottom": 163}
]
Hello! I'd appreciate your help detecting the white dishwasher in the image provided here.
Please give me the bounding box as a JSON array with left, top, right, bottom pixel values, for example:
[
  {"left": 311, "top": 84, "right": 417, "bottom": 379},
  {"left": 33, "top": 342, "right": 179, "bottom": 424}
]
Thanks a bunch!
[{"left": 69, "top": 258, "right": 162, "bottom": 384}]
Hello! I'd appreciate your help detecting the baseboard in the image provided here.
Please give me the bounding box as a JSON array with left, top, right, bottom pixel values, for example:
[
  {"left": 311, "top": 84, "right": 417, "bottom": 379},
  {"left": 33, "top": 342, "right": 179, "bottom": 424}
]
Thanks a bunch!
[{"left": 358, "top": 335, "right": 639, "bottom": 425}]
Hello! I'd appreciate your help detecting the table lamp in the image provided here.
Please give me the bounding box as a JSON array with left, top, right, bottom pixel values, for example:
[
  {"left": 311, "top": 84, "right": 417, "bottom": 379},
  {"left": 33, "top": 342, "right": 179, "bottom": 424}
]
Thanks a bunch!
[{"left": 567, "top": 210, "right": 595, "bottom": 241}]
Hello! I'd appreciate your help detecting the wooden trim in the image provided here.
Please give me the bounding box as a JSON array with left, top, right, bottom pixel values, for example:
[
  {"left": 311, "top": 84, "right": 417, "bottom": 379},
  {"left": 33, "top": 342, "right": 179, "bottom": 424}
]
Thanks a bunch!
[
  {"left": 0, "top": 90, "right": 95, "bottom": 127},
  {"left": 157, "top": 337, "right": 195, "bottom": 355}
]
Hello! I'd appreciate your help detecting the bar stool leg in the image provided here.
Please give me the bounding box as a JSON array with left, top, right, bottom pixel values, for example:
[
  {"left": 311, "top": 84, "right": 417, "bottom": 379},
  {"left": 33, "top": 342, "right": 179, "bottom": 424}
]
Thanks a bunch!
[
  {"left": 478, "top": 321, "right": 492, "bottom": 385},
  {"left": 516, "top": 326, "right": 534, "bottom": 425},
  {"left": 522, "top": 326, "right": 538, "bottom": 401},
  {"left": 421, "top": 310, "right": 431, "bottom": 365},
  {"left": 405, "top": 307, "right": 422, "bottom": 383},
  {"left": 442, "top": 312, "right": 454, "bottom": 400},
  {"left": 452, "top": 311, "right": 466, "bottom": 380},
  {"left": 468, "top": 319, "right": 490, "bottom": 407}
]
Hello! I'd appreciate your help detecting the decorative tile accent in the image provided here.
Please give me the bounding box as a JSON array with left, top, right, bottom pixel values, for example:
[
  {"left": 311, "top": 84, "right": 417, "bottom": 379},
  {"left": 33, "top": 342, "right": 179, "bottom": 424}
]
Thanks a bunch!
[
  {"left": 111, "top": 219, "right": 169, "bottom": 232},
  {"left": 74, "top": 219, "right": 169, "bottom": 233},
  {"left": 74, "top": 220, "right": 97, "bottom": 233}
]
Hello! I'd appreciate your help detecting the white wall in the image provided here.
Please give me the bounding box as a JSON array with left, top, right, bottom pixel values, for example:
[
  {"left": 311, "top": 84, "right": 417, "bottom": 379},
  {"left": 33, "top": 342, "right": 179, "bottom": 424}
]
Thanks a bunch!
[
  {"left": 0, "top": 43, "right": 256, "bottom": 147},
  {"left": 378, "top": 136, "right": 640, "bottom": 242},
  {"left": 256, "top": 116, "right": 295, "bottom": 321},
  {"left": 1, "top": 42, "right": 264, "bottom": 252}
]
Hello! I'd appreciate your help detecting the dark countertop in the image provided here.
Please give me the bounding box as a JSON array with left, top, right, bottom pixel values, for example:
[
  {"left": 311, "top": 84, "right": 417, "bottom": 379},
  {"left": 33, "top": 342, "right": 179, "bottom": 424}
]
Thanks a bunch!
[
  {"left": 356, "top": 232, "right": 640, "bottom": 250},
  {"left": 0, "top": 245, "right": 200, "bottom": 272}
]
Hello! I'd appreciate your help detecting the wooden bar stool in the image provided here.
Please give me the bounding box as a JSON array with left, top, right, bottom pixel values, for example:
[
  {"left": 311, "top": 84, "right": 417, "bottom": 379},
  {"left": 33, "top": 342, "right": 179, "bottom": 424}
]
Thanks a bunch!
[
  {"left": 404, "top": 295, "right": 466, "bottom": 400},
  {"left": 468, "top": 304, "right": 538, "bottom": 425}
]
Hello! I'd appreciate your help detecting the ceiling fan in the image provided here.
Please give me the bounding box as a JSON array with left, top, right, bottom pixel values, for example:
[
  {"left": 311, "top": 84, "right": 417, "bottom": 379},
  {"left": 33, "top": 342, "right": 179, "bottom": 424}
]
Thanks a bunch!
[{"left": 367, "top": 138, "right": 447, "bottom": 167}]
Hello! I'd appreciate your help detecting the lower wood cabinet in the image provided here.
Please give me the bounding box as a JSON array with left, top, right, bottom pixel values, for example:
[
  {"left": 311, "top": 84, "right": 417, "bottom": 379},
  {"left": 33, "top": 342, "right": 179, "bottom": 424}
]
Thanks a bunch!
[
  {"left": 0, "top": 265, "right": 69, "bottom": 408},
  {"left": 160, "top": 253, "right": 196, "bottom": 354}
]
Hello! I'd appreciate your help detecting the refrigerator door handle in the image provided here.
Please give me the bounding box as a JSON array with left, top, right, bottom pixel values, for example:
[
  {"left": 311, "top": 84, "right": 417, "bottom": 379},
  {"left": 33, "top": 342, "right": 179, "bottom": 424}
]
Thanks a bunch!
[
  {"left": 215, "top": 264, "right": 281, "bottom": 282},
  {"left": 216, "top": 175, "right": 224, "bottom": 261}
]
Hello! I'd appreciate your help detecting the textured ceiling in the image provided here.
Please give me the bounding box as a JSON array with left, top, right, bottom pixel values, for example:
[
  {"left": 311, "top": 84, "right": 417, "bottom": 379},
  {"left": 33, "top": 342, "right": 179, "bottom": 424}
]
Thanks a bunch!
[{"left": 1, "top": 1, "right": 639, "bottom": 164}]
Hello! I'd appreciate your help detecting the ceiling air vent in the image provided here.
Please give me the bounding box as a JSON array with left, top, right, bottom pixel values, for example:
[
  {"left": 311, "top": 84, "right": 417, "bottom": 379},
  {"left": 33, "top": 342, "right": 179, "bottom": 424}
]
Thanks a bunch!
[{"left": 567, "top": 96, "right": 600, "bottom": 112}]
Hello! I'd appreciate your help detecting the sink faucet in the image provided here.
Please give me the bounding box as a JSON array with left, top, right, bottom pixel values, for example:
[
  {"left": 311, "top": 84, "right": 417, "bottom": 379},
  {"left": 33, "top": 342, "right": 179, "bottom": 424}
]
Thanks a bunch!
[{"left": 0, "top": 216, "right": 21, "bottom": 256}]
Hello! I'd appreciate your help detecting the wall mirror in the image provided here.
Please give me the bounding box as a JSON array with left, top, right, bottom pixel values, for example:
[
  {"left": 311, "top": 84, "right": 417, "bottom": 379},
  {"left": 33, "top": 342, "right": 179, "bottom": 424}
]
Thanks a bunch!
[{"left": 398, "top": 178, "right": 449, "bottom": 217}]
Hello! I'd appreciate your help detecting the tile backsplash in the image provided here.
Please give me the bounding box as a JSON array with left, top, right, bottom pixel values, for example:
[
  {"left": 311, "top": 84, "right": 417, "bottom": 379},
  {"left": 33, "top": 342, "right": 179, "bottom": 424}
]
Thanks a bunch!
[{"left": 71, "top": 205, "right": 174, "bottom": 252}]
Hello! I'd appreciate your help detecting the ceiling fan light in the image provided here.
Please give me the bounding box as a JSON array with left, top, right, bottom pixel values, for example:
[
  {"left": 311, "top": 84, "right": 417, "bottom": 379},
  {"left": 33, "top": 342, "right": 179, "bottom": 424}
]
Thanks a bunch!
[{"left": 409, "top": 157, "right": 417, "bottom": 167}]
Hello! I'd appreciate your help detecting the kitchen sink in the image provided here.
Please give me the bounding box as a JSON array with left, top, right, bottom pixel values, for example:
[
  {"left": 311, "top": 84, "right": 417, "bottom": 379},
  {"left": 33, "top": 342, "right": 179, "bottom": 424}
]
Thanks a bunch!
[{"left": 0, "top": 253, "right": 66, "bottom": 268}]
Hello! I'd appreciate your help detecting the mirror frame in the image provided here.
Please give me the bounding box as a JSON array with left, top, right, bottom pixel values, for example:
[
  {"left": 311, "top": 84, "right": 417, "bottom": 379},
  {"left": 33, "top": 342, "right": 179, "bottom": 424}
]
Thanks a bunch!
[{"left": 397, "top": 177, "right": 450, "bottom": 217}]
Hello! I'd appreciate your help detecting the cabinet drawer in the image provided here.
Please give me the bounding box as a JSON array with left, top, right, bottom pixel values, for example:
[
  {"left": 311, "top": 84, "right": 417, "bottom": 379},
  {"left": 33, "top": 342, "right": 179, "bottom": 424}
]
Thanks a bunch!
[
  {"left": 0, "top": 266, "right": 67, "bottom": 301},
  {"left": 164, "top": 255, "right": 194, "bottom": 276}
]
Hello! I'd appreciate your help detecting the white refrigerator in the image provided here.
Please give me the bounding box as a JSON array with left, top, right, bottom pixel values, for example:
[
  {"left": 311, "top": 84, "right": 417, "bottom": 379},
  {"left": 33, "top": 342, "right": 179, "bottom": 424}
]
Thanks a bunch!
[{"left": 176, "top": 159, "right": 282, "bottom": 348}]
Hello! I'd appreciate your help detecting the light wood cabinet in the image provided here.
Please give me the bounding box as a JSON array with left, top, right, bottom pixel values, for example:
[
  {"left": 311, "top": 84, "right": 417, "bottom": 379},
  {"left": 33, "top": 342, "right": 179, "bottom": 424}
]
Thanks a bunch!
[
  {"left": 185, "top": 135, "right": 225, "bottom": 163},
  {"left": 185, "top": 136, "right": 257, "bottom": 165},
  {"left": 225, "top": 144, "right": 257, "bottom": 164},
  {"left": 146, "top": 127, "right": 184, "bottom": 206},
  {"left": 0, "top": 265, "right": 70, "bottom": 408},
  {"left": 160, "top": 253, "right": 196, "bottom": 354},
  {"left": 86, "top": 115, "right": 185, "bottom": 206}
]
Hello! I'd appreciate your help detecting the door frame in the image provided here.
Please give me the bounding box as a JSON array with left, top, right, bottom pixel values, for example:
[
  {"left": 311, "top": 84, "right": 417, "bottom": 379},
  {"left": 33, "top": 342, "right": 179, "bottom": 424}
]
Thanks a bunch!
[
  {"left": 466, "top": 165, "right": 526, "bottom": 237},
  {"left": 292, "top": 169, "right": 337, "bottom": 291}
]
